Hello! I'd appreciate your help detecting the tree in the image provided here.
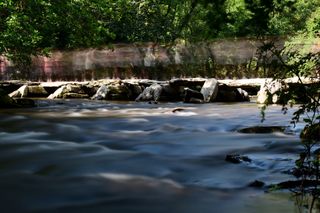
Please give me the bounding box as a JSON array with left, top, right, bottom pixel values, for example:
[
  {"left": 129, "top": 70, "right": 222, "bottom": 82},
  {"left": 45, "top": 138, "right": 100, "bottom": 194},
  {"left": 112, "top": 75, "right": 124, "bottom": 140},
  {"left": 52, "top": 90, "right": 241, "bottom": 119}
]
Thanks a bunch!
[
  {"left": 259, "top": 4, "right": 320, "bottom": 209},
  {"left": 0, "top": 0, "right": 116, "bottom": 72}
]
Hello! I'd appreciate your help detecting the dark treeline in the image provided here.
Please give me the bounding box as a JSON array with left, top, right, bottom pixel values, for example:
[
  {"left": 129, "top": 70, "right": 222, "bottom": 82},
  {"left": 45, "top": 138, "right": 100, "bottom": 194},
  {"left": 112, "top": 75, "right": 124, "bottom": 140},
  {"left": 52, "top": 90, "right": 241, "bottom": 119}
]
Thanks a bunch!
[{"left": 0, "top": 0, "right": 319, "bottom": 66}]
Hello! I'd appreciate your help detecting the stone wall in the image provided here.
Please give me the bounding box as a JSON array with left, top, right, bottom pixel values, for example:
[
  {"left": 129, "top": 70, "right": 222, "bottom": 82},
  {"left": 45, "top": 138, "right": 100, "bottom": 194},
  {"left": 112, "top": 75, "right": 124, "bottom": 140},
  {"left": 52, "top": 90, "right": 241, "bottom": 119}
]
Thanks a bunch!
[{"left": 0, "top": 38, "right": 285, "bottom": 81}]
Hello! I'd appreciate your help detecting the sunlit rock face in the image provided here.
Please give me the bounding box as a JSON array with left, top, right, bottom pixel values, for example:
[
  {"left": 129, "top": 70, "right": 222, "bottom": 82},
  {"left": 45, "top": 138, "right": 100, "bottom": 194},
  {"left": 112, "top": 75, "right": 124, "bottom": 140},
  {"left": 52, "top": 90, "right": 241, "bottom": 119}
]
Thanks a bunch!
[{"left": 0, "top": 38, "right": 286, "bottom": 81}]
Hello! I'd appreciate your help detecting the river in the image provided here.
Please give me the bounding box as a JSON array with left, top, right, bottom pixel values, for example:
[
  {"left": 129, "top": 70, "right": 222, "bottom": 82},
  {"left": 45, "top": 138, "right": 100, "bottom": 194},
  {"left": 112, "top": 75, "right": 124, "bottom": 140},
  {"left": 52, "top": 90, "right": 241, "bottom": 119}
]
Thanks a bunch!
[{"left": 0, "top": 99, "right": 305, "bottom": 212}]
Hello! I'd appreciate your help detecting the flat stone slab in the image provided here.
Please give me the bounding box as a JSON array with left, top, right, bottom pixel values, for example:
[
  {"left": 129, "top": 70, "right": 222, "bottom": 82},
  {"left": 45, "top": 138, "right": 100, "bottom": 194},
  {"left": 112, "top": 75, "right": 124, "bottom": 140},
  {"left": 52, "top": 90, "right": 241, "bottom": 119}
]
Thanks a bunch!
[{"left": 201, "top": 78, "right": 218, "bottom": 102}]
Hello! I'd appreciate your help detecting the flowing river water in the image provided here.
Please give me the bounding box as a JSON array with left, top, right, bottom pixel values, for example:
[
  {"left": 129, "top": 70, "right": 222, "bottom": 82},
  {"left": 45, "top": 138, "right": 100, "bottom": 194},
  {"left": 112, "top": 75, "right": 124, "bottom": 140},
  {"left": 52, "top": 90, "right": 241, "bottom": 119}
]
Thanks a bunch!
[{"left": 0, "top": 99, "right": 306, "bottom": 212}]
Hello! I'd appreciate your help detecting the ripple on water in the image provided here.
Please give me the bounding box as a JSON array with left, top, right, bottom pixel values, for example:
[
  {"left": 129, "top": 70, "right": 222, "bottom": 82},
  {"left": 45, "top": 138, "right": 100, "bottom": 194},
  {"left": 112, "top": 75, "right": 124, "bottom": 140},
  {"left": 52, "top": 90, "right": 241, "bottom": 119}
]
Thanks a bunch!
[
  {"left": 127, "top": 118, "right": 149, "bottom": 123},
  {"left": 95, "top": 173, "right": 184, "bottom": 189},
  {"left": 0, "top": 131, "right": 49, "bottom": 142}
]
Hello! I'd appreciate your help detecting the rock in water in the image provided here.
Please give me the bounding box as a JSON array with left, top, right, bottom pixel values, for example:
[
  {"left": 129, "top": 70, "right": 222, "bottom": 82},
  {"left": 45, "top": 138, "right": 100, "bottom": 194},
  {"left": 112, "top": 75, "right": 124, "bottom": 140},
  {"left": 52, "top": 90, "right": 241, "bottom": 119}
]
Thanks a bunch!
[
  {"left": 200, "top": 78, "right": 218, "bottom": 102},
  {"left": 160, "top": 85, "right": 181, "bottom": 102},
  {"left": 9, "top": 85, "right": 28, "bottom": 98},
  {"left": 27, "top": 85, "right": 48, "bottom": 97},
  {"left": 91, "top": 85, "right": 108, "bottom": 100},
  {"left": 48, "top": 86, "right": 66, "bottom": 99},
  {"left": 248, "top": 180, "right": 265, "bottom": 188},
  {"left": 106, "top": 82, "right": 132, "bottom": 100},
  {"left": 48, "top": 84, "right": 89, "bottom": 99},
  {"left": 215, "top": 84, "right": 250, "bottom": 102},
  {"left": 236, "top": 88, "right": 250, "bottom": 102},
  {"left": 257, "top": 79, "right": 286, "bottom": 104},
  {"left": 135, "top": 84, "right": 162, "bottom": 102},
  {"left": 183, "top": 88, "right": 204, "bottom": 103},
  {"left": 92, "top": 81, "right": 134, "bottom": 100},
  {"left": 9, "top": 84, "right": 49, "bottom": 98},
  {"left": 238, "top": 126, "right": 286, "bottom": 134},
  {"left": 225, "top": 154, "right": 252, "bottom": 164}
]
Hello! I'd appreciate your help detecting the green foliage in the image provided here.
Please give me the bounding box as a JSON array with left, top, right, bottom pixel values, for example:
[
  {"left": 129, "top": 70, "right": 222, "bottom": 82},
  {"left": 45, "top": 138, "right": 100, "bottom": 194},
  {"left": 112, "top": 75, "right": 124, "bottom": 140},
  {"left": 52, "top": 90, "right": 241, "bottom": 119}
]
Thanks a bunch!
[
  {"left": 258, "top": 5, "right": 320, "bottom": 210},
  {"left": 269, "top": 0, "right": 320, "bottom": 35},
  {"left": 1, "top": 0, "right": 320, "bottom": 71}
]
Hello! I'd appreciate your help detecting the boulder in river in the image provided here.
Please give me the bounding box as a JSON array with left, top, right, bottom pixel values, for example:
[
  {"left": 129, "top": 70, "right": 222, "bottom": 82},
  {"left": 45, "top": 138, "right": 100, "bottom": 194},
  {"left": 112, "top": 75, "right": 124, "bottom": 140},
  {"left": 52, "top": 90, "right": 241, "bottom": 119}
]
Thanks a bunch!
[
  {"left": 183, "top": 88, "right": 204, "bottom": 103},
  {"left": 215, "top": 84, "right": 250, "bottom": 102},
  {"left": 9, "top": 85, "right": 28, "bottom": 98},
  {"left": 10, "top": 84, "right": 49, "bottom": 98},
  {"left": 248, "top": 180, "right": 265, "bottom": 188},
  {"left": 48, "top": 84, "right": 89, "bottom": 99},
  {"left": 257, "top": 79, "right": 286, "bottom": 104},
  {"left": 200, "top": 78, "right": 218, "bottom": 102},
  {"left": 169, "top": 78, "right": 206, "bottom": 87},
  {"left": 92, "top": 81, "right": 138, "bottom": 101},
  {"left": 106, "top": 81, "right": 133, "bottom": 100},
  {"left": 160, "top": 84, "right": 182, "bottom": 102},
  {"left": 91, "top": 85, "right": 108, "bottom": 100},
  {"left": 238, "top": 126, "right": 286, "bottom": 134},
  {"left": 135, "top": 83, "right": 163, "bottom": 102},
  {"left": 27, "top": 85, "right": 49, "bottom": 97},
  {"left": 225, "top": 154, "right": 252, "bottom": 164}
]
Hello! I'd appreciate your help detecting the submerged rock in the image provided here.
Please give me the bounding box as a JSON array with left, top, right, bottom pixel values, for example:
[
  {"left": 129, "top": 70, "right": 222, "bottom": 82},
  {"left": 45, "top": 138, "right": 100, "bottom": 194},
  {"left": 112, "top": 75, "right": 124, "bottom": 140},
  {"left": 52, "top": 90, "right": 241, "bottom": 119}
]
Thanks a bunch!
[
  {"left": 15, "top": 98, "right": 36, "bottom": 107},
  {"left": 238, "top": 126, "right": 286, "bottom": 134},
  {"left": 172, "top": 107, "right": 185, "bottom": 113},
  {"left": 248, "top": 180, "right": 265, "bottom": 188},
  {"left": 225, "top": 154, "right": 252, "bottom": 164}
]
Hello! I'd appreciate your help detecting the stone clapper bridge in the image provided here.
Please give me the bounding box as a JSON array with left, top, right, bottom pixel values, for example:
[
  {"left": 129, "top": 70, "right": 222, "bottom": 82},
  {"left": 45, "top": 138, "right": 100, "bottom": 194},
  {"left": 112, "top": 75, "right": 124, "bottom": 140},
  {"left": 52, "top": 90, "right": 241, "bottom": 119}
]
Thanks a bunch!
[{"left": 1, "top": 77, "right": 316, "bottom": 105}]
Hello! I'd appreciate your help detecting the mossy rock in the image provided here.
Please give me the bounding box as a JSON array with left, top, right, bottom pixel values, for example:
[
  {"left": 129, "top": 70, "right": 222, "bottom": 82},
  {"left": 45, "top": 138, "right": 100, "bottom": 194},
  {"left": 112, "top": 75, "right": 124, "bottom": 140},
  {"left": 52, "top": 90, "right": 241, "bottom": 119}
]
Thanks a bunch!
[
  {"left": 27, "top": 85, "right": 49, "bottom": 97},
  {"left": 107, "top": 84, "right": 132, "bottom": 100},
  {"left": 300, "top": 123, "right": 320, "bottom": 141}
]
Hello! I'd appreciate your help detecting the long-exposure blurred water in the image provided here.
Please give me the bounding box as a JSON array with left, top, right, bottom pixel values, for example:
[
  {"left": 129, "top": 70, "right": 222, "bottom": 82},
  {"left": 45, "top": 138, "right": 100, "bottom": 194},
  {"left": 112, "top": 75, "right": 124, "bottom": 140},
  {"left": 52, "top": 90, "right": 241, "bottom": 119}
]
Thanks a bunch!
[{"left": 0, "top": 100, "right": 305, "bottom": 212}]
